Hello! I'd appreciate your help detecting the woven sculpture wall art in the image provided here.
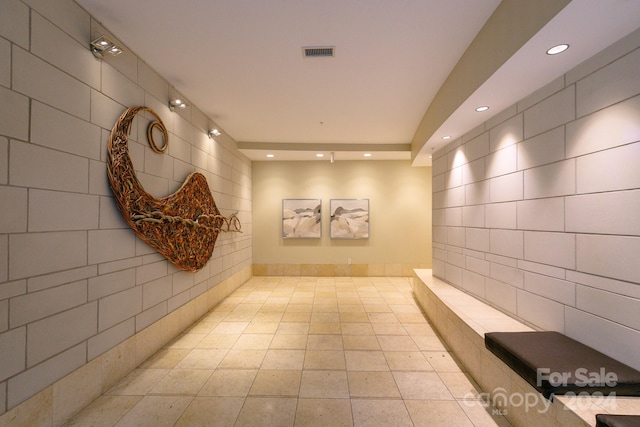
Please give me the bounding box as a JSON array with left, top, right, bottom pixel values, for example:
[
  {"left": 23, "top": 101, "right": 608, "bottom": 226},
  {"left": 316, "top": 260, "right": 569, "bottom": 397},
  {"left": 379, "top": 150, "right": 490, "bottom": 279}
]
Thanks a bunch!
[{"left": 107, "top": 106, "right": 241, "bottom": 272}]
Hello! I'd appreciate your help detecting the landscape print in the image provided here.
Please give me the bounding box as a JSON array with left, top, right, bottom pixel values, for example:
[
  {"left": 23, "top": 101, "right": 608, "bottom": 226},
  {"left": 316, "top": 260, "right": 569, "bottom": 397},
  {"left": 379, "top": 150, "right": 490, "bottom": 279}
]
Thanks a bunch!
[
  {"left": 282, "top": 199, "right": 322, "bottom": 238},
  {"left": 330, "top": 199, "right": 369, "bottom": 239}
]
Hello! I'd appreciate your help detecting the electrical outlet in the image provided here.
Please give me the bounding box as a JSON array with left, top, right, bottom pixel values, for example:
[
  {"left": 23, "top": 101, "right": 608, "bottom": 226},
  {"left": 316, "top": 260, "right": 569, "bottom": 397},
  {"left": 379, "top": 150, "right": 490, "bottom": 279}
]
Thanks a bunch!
[{"left": 347, "top": 258, "right": 352, "bottom": 264}]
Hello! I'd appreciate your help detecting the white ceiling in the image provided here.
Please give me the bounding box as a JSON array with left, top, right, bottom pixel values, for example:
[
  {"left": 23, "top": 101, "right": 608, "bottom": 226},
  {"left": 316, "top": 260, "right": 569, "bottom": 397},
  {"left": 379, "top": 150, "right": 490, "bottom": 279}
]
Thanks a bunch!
[{"left": 76, "top": 0, "right": 640, "bottom": 165}]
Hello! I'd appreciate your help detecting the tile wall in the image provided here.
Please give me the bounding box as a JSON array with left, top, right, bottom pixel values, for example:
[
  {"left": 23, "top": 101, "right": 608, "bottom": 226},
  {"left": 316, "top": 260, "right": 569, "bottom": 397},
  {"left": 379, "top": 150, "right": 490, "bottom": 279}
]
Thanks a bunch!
[
  {"left": 0, "top": 0, "right": 252, "bottom": 416},
  {"left": 432, "top": 28, "right": 640, "bottom": 371},
  {"left": 253, "top": 263, "right": 428, "bottom": 277}
]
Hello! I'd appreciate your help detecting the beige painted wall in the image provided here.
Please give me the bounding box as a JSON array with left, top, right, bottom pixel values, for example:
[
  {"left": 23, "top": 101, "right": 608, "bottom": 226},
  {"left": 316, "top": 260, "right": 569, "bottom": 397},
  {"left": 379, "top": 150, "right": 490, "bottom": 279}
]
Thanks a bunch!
[{"left": 252, "top": 160, "right": 432, "bottom": 266}]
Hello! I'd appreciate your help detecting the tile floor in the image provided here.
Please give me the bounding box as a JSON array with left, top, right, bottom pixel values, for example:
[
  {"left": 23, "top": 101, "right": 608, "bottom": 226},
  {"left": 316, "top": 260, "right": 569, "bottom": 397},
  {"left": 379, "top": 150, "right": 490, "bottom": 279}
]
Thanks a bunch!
[{"left": 66, "top": 277, "right": 511, "bottom": 426}]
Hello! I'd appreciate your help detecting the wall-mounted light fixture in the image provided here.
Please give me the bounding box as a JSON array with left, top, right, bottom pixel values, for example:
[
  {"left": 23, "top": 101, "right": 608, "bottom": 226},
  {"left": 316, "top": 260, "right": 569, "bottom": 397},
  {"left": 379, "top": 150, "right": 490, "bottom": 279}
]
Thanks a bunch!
[
  {"left": 90, "top": 36, "right": 123, "bottom": 58},
  {"left": 208, "top": 128, "right": 222, "bottom": 139},
  {"left": 169, "top": 98, "right": 188, "bottom": 111}
]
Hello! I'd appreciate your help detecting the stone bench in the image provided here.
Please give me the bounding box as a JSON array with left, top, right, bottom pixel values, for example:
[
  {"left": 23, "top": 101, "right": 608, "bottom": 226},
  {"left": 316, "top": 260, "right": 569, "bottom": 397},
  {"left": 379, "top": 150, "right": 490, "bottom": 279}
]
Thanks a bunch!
[
  {"left": 412, "top": 269, "right": 640, "bottom": 427},
  {"left": 596, "top": 414, "right": 640, "bottom": 427},
  {"left": 485, "top": 331, "right": 640, "bottom": 399}
]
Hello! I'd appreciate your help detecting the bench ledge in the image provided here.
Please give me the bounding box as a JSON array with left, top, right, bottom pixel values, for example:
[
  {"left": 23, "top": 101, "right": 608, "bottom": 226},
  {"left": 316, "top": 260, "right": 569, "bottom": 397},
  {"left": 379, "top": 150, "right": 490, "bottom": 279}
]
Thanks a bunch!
[{"left": 412, "top": 269, "right": 640, "bottom": 427}]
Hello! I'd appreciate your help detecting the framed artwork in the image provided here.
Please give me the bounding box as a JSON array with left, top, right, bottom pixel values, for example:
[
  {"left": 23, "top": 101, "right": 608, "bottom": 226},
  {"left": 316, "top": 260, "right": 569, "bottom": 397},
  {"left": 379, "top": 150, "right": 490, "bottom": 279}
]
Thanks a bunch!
[
  {"left": 282, "top": 199, "right": 322, "bottom": 238},
  {"left": 330, "top": 199, "right": 369, "bottom": 239}
]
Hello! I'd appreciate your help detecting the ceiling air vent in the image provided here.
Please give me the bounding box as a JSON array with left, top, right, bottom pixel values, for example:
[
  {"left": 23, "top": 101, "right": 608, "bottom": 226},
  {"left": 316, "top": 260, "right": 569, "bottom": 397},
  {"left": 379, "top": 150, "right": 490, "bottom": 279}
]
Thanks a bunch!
[{"left": 303, "top": 46, "right": 335, "bottom": 58}]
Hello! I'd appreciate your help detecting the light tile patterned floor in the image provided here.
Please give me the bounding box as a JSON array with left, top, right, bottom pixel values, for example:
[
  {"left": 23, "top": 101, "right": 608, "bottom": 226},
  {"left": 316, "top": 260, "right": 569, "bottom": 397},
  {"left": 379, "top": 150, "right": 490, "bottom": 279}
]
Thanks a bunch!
[{"left": 67, "top": 277, "right": 512, "bottom": 426}]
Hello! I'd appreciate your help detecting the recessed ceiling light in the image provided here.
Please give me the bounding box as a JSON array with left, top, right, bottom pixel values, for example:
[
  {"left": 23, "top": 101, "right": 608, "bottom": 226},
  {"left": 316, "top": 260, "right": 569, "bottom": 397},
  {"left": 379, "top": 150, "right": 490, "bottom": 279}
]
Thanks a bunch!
[
  {"left": 316, "top": 153, "right": 324, "bottom": 158},
  {"left": 475, "top": 106, "right": 489, "bottom": 112},
  {"left": 546, "top": 44, "right": 569, "bottom": 55},
  {"left": 363, "top": 153, "right": 372, "bottom": 157},
  {"left": 442, "top": 135, "right": 451, "bottom": 140},
  {"left": 428, "top": 155, "right": 433, "bottom": 159},
  {"left": 266, "top": 154, "right": 274, "bottom": 158}
]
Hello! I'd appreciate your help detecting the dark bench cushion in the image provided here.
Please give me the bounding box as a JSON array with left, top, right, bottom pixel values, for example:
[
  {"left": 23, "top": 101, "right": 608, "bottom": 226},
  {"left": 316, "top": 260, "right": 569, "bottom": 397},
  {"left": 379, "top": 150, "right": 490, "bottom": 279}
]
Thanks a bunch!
[
  {"left": 596, "top": 414, "right": 640, "bottom": 427},
  {"left": 485, "top": 331, "right": 640, "bottom": 399}
]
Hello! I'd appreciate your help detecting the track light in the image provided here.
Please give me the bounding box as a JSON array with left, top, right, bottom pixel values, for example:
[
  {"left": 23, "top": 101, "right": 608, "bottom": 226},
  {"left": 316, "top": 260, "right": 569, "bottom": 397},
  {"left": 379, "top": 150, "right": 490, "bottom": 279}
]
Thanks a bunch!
[
  {"left": 208, "top": 128, "right": 222, "bottom": 139},
  {"left": 90, "top": 36, "right": 123, "bottom": 59},
  {"left": 169, "top": 98, "right": 188, "bottom": 111}
]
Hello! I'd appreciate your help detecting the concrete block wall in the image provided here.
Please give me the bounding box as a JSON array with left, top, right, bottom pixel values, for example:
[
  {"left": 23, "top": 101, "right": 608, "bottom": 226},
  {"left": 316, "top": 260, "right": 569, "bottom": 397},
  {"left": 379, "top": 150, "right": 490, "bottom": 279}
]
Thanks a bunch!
[
  {"left": 432, "top": 28, "right": 640, "bottom": 371},
  {"left": 0, "top": 0, "right": 252, "bottom": 415}
]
